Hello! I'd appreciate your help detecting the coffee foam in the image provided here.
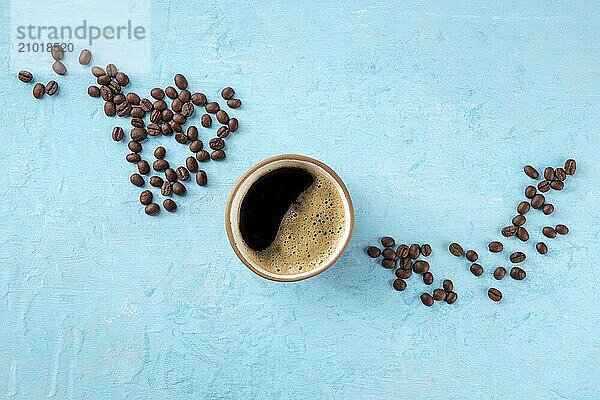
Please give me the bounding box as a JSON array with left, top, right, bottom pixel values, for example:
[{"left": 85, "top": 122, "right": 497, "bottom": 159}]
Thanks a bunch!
[{"left": 243, "top": 170, "right": 347, "bottom": 275}]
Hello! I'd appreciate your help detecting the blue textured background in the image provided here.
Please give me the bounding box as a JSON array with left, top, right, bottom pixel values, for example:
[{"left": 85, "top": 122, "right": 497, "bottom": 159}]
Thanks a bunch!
[{"left": 1, "top": 1, "right": 600, "bottom": 399}]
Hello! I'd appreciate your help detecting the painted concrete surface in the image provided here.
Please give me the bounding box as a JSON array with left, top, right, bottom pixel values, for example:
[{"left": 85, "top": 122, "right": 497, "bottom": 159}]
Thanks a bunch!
[{"left": 1, "top": 1, "right": 600, "bottom": 399}]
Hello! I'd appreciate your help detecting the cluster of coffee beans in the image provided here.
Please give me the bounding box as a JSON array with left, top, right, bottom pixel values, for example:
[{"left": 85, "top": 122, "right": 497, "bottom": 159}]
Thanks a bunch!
[
  {"left": 366, "top": 237, "right": 458, "bottom": 306},
  {"left": 16, "top": 44, "right": 77, "bottom": 98},
  {"left": 87, "top": 57, "right": 242, "bottom": 215}
]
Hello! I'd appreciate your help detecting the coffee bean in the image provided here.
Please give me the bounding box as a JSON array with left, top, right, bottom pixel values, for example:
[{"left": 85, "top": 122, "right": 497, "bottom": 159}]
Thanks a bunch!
[
  {"left": 228, "top": 118, "right": 239, "bottom": 132},
  {"left": 150, "top": 176, "right": 164, "bottom": 187},
  {"left": 130, "top": 173, "right": 144, "bottom": 187},
  {"left": 445, "top": 292, "right": 458, "bottom": 304},
  {"left": 201, "top": 114, "right": 212, "bottom": 128},
  {"left": 174, "top": 74, "right": 188, "bottom": 90},
  {"left": 115, "top": 72, "right": 129, "bottom": 87},
  {"left": 420, "top": 293, "right": 434, "bottom": 307},
  {"left": 91, "top": 66, "right": 105, "bottom": 77},
  {"left": 422, "top": 271, "right": 433, "bottom": 285},
  {"left": 412, "top": 260, "right": 430, "bottom": 274},
  {"left": 516, "top": 226, "right": 529, "bottom": 242},
  {"left": 181, "top": 102, "right": 195, "bottom": 117},
  {"left": 124, "top": 92, "right": 139, "bottom": 105},
  {"left": 217, "top": 126, "right": 230, "bottom": 138},
  {"left": 108, "top": 81, "right": 121, "bottom": 94},
  {"left": 144, "top": 203, "right": 160, "bottom": 216},
  {"left": 137, "top": 160, "right": 150, "bottom": 175},
  {"left": 227, "top": 98, "right": 242, "bottom": 109},
  {"left": 510, "top": 267, "right": 526, "bottom": 280},
  {"left": 18, "top": 70, "right": 33, "bottom": 83},
  {"left": 401, "top": 257, "right": 412, "bottom": 269},
  {"left": 216, "top": 109, "right": 229, "bottom": 124},
  {"left": 79, "top": 49, "right": 92, "bottom": 65},
  {"left": 161, "top": 123, "right": 173, "bottom": 135},
  {"left": 382, "top": 247, "right": 396, "bottom": 260},
  {"left": 172, "top": 182, "right": 186, "bottom": 196},
  {"left": 88, "top": 86, "right": 100, "bottom": 97},
  {"left": 380, "top": 237, "right": 395, "bottom": 247},
  {"left": 466, "top": 250, "right": 478, "bottom": 262},
  {"left": 113, "top": 94, "right": 126, "bottom": 105},
  {"left": 555, "top": 224, "right": 569, "bottom": 235},
  {"left": 432, "top": 289, "right": 446, "bottom": 301},
  {"left": 140, "top": 190, "right": 153, "bottom": 205},
  {"left": 537, "top": 180, "right": 551, "bottom": 193},
  {"left": 50, "top": 44, "right": 64, "bottom": 61},
  {"left": 164, "top": 86, "right": 177, "bottom": 100},
  {"left": 509, "top": 251, "right": 526, "bottom": 263},
  {"left": 196, "top": 150, "right": 210, "bottom": 162},
  {"left": 543, "top": 166, "right": 555, "bottom": 181},
  {"left": 100, "top": 86, "right": 113, "bottom": 102},
  {"left": 184, "top": 156, "right": 198, "bottom": 172},
  {"left": 542, "top": 226, "right": 557, "bottom": 238},
  {"left": 196, "top": 170, "right": 207, "bottom": 186},
  {"left": 488, "top": 241, "right": 503, "bottom": 253},
  {"left": 530, "top": 194, "right": 545, "bottom": 209},
  {"left": 395, "top": 244, "right": 409, "bottom": 258},
  {"left": 221, "top": 87, "right": 235, "bottom": 100},
  {"left": 130, "top": 128, "right": 147, "bottom": 142},
  {"left": 153, "top": 100, "right": 167, "bottom": 111},
  {"left": 470, "top": 263, "right": 483, "bottom": 276},
  {"left": 104, "top": 101, "right": 116, "bottom": 116},
  {"left": 45, "top": 80, "right": 59, "bottom": 96},
  {"left": 191, "top": 92, "right": 207, "bottom": 106},
  {"left": 173, "top": 113, "right": 187, "bottom": 125},
  {"left": 404, "top": 244, "right": 417, "bottom": 259},
  {"left": 164, "top": 168, "right": 177, "bottom": 182},
  {"left": 149, "top": 110, "right": 161, "bottom": 124},
  {"left": 138, "top": 98, "right": 151, "bottom": 112},
  {"left": 392, "top": 278, "right": 407, "bottom": 291},
  {"left": 381, "top": 259, "right": 396, "bottom": 269},
  {"left": 501, "top": 226, "right": 518, "bottom": 237},
  {"left": 517, "top": 201, "right": 530, "bottom": 215},
  {"left": 524, "top": 165, "right": 539, "bottom": 179},
  {"left": 162, "top": 109, "right": 174, "bottom": 122},
  {"left": 182, "top": 127, "right": 197, "bottom": 142},
  {"left": 396, "top": 268, "right": 412, "bottom": 279},
  {"left": 449, "top": 242, "right": 464, "bottom": 257},
  {"left": 176, "top": 166, "right": 190, "bottom": 181},
  {"left": 553, "top": 168, "right": 566, "bottom": 182},
  {"left": 116, "top": 102, "right": 131, "bottom": 117},
  {"left": 52, "top": 61, "right": 67, "bottom": 75},
  {"left": 150, "top": 88, "right": 164, "bottom": 100},
  {"left": 174, "top": 133, "right": 187, "bottom": 144},
  {"left": 126, "top": 153, "right": 141, "bottom": 163},
  {"left": 106, "top": 64, "right": 118, "bottom": 77},
  {"left": 163, "top": 199, "right": 177, "bottom": 213},
  {"left": 161, "top": 181, "right": 172, "bottom": 196},
  {"left": 171, "top": 98, "right": 183, "bottom": 113},
  {"left": 131, "top": 118, "right": 145, "bottom": 128},
  {"left": 525, "top": 185, "right": 537, "bottom": 199},
  {"left": 542, "top": 203, "right": 554, "bottom": 215},
  {"left": 493, "top": 267, "right": 506, "bottom": 280},
  {"left": 420, "top": 244, "right": 432, "bottom": 257},
  {"left": 550, "top": 180, "right": 564, "bottom": 191},
  {"left": 33, "top": 83, "right": 45, "bottom": 99},
  {"left": 131, "top": 107, "right": 145, "bottom": 119},
  {"left": 367, "top": 246, "right": 381, "bottom": 258},
  {"left": 205, "top": 102, "right": 220, "bottom": 113},
  {"left": 188, "top": 140, "right": 203, "bottom": 153},
  {"left": 97, "top": 74, "right": 110, "bottom": 85},
  {"left": 564, "top": 159, "right": 576, "bottom": 175},
  {"left": 488, "top": 288, "right": 502, "bottom": 302},
  {"left": 112, "top": 126, "right": 124, "bottom": 142},
  {"left": 209, "top": 138, "right": 225, "bottom": 151},
  {"left": 512, "top": 215, "right": 526, "bottom": 226},
  {"left": 179, "top": 90, "right": 191, "bottom": 103},
  {"left": 153, "top": 159, "right": 169, "bottom": 172},
  {"left": 536, "top": 242, "right": 548, "bottom": 255},
  {"left": 442, "top": 279, "right": 453, "bottom": 292}
]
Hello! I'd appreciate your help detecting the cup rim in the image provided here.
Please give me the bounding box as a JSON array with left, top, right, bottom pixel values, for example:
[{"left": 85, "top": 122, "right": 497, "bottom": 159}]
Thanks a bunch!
[{"left": 225, "top": 154, "right": 354, "bottom": 282}]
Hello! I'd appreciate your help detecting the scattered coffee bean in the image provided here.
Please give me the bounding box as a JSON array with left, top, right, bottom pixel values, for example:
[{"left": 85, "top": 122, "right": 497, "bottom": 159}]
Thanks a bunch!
[
  {"left": 88, "top": 86, "right": 100, "bottom": 97},
  {"left": 449, "top": 242, "right": 464, "bottom": 257},
  {"left": 183, "top": 156, "right": 198, "bottom": 172},
  {"left": 130, "top": 173, "right": 144, "bottom": 187},
  {"left": 18, "top": 70, "right": 33, "bottom": 83},
  {"left": 149, "top": 110, "right": 161, "bottom": 124},
  {"left": 45, "top": 80, "right": 59, "bottom": 96},
  {"left": 165, "top": 86, "right": 178, "bottom": 99},
  {"left": 151, "top": 88, "right": 165, "bottom": 100},
  {"left": 116, "top": 102, "right": 131, "bottom": 117},
  {"left": 33, "top": 83, "right": 45, "bottom": 99},
  {"left": 531, "top": 194, "right": 545, "bottom": 209},
  {"left": 217, "top": 126, "right": 230, "bottom": 138},
  {"left": 126, "top": 153, "right": 141, "bottom": 163},
  {"left": 536, "top": 242, "right": 548, "bottom": 254},
  {"left": 420, "top": 244, "right": 432, "bottom": 257},
  {"left": 406, "top": 244, "right": 418, "bottom": 259},
  {"left": 140, "top": 190, "right": 153, "bottom": 205},
  {"left": 443, "top": 279, "right": 453, "bottom": 292},
  {"left": 104, "top": 101, "right": 116, "bottom": 116},
  {"left": 493, "top": 267, "right": 506, "bottom": 280},
  {"left": 91, "top": 66, "right": 105, "bottom": 77},
  {"left": 131, "top": 118, "right": 145, "bottom": 128},
  {"left": 525, "top": 186, "right": 537, "bottom": 199},
  {"left": 512, "top": 215, "right": 526, "bottom": 226},
  {"left": 171, "top": 99, "right": 183, "bottom": 113},
  {"left": 542, "top": 226, "right": 557, "bottom": 238},
  {"left": 445, "top": 292, "right": 458, "bottom": 304},
  {"left": 131, "top": 107, "right": 145, "bottom": 119},
  {"left": 161, "top": 123, "right": 172, "bottom": 135},
  {"left": 392, "top": 278, "right": 407, "bottom": 291},
  {"left": 510, "top": 267, "right": 526, "bottom": 280},
  {"left": 209, "top": 138, "right": 225, "bottom": 151},
  {"left": 160, "top": 181, "right": 172, "bottom": 196},
  {"left": 501, "top": 226, "right": 518, "bottom": 237},
  {"left": 50, "top": 44, "right": 64, "bottom": 61},
  {"left": 189, "top": 140, "right": 204, "bottom": 153},
  {"left": 550, "top": 180, "right": 564, "bottom": 191},
  {"left": 181, "top": 102, "right": 195, "bottom": 117},
  {"left": 126, "top": 92, "right": 140, "bottom": 105},
  {"left": 106, "top": 64, "right": 118, "bottom": 77},
  {"left": 144, "top": 203, "right": 160, "bottom": 216},
  {"left": 191, "top": 92, "right": 207, "bottom": 106},
  {"left": 381, "top": 259, "right": 396, "bottom": 269},
  {"left": 543, "top": 167, "right": 555, "bottom": 181},
  {"left": 516, "top": 226, "right": 529, "bottom": 242},
  {"left": 487, "top": 288, "right": 502, "bottom": 302},
  {"left": 128, "top": 140, "right": 142, "bottom": 152},
  {"left": 113, "top": 94, "right": 126, "bottom": 105},
  {"left": 564, "top": 159, "right": 576, "bottom": 175},
  {"left": 175, "top": 133, "right": 188, "bottom": 144},
  {"left": 420, "top": 293, "right": 434, "bottom": 306},
  {"left": 227, "top": 98, "right": 242, "bottom": 109},
  {"left": 524, "top": 165, "right": 539, "bottom": 179},
  {"left": 537, "top": 180, "right": 551, "bottom": 193},
  {"left": 228, "top": 118, "right": 239, "bottom": 132},
  {"left": 163, "top": 199, "right": 177, "bottom": 213},
  {"left": 433, "top": 289, "right": 447, "bottom": 301},
  {"left": 112, "top": 127, "right": 124, "bottom": 142},
  {"left": 164, "top": 168, "right": 177, "bottom": 182},
  {"left": 396, "top": 244, "right": 409, "bottom": 258},
  {"left": 555, "top": 224, "right": 569, "bottom": 235},
  {"left": 216, "top": 109, "right": 229, "bottom": 124},
  {"left": 176, "top": 166, "right": 190, "bottom": 181},
  {"left": 137, "top": 160, "right": 150, "bottom": 175},
  {"left": 509, "top": 251, "right": 526, "bottom": 264},
  {"left": 205, "top": 102, "right": 220, "bottom": 113},
  {"left": 153, "top": 159, "right": 169, "bottom": 171},
  {"left": 466, "top": 250, "right": 478, "bottom": 262},
  {"left": 115, "top": 72, "right": 129, "bottom": 87},
  {"left": 153, "top": 99, "right": 167, "bottom": 111},
  {"left": 150, "top": 176, "right": 164, "bottom": 187},
  {"left": 381, "top": 237, "right": 395, "bottom": 247},
  {"left": 367, "top": 246, "right": 381, "bottom": 258},
  {"left": 186, "top": 126, "right": 199, "bottom": 141},
  {"left": 100, "top": 86, "right": 113, "bottom": 101},
  {"left": 413, "top": 260, "right": 430, "bottom": 274},
  {"left": 196, "top": 170, "right": 207, "bottom": 186},
  {"left": 201, "top": 114, "right": 212, "bottom": 128},
  {"left": 401, "top": 257, "right": 412, "bottom": 269},
  {"left": 517, "top": 201, "right": 530, "bottom": 215},
  {"left": 396, "top": 268, "right": 412, "bottom": 279},
  {"left": 108, "top": 81, "right": 121, "bottom": 94},
  {"left": 555, "top": 167, "right": 566, "bottom": 181},
  {"left": 221, "top": 87, "right": 235, "bottom": 100},
  {"left": 79, "top": 49, "right": 92, "bottom": 65},
  {"left": 130, "top": 128, "right": 147, "bottom": 142},
  {"left": 174, "top": 74, "right": 188, "bottom": 90},
  {"left": 488, "top": 241, "right": 503, "bottom": 253},
  {"left": 173, "top": 113, "right": 187, "bottom": 125},
  {"left": 52, "top": 60, "right": 67, "bottom": 75},
  {"left": 542, "top": 203, "right": 554, "bottom": 215},
  {"left": 179, "top": 90, "right": 191, "bottom": 103},
  {"left": 211, "top": 149, "right": 226, "bottom": 160},
  {"left": 97, "top": 74, "right": 111, "bottom": 85},
  {"left": 172, "top": 182, "right": 186, "bottom": 196},
  {"left": 422, "top": 271, "right": 433, "bottom": 285},
  {"left": 196, "top": 150, "right": 210, "bottom": 162},
  {"left": 162, "top": 109, "right": 174, "bottom": 122},
  {"left": 470, "top": 263, "right": 483, "bottom": 276},
  {"left": 382, "top": 248, "right": 396, "bottom": 259}
]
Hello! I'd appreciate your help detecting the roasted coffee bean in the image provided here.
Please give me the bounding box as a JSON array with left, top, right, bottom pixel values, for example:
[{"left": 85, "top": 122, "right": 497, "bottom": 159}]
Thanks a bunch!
[
  {"left": 366, "top": 246, "right": 381, "bottom": 258},
  {"left": 79, "top": 49, "right": 92, "bottom": 65},
  {"left": 209, "top": 137, "right": 225, "bottom": 150},
  {"left": 501, "top": 226, "right": 518, "bottom": 237},
  {"left": 131, "top": 118, "right": 145, "bottom": 128},
  {"left": 556, "top": 224, "right": 569, "bottom": 235},
  {"left": 381, "top": 258, "right": 396, "bottom": 269},
  {"left": 33, "top": 83, "right": 45, "bottom": 99},
  {"left": 443, "top": 279, "right": 453, "bottom": 292},
  {"left": 174, "top": 74, "right": 188, "bottom": 90},
  {"left": 128, "top": 140, "right": 142, "bottom": 152},
  {"left": 100, "top": 86, "right": 113, "bottom": 101},
  {"left": 45, "top": 80, "right": 59, "bottom": 96},
  {"left": 97, "top": 74, "right": 111, "bottom": 85},
  {"left": 420, "top": 244, "right": 432, "bottom": 257},
  {"left": 445, "top": 292, "right": 458, "bottom": 304},
  {"left": 525, "top": 185, "right": 537, "bottom": 199},
  {"left": 163, "top": 199, "right": 177, "bottom": 213},
  {"left": 196, "top": 150, "right": 210, "bottom": 162},
  {"left": 115, "top": 72, "right": 129, "bottom": 86},
  {"left": 552, "top": 167, "right": 566, "bottom": 182},
  {"left": 130, "top": 173, "right": 145, "bottom": 187},
  {"left": 108, "top": 81, "right": 121, "bottom": 94},
  {"left": 536, "top": 242, "right": 548, "bottom": 255},
  {"left": 153, "top": 100, "right": 167, "bottom": 111},
  {"left": 131, "top": 107, "right": 145, "bottom": 119},
  {"left": 189, "top": 140, "right": 203, "bottom": 153},
  {"left": 420, "top": 293, "right": 434, "bottom": 307},
  {"left": 191, "top": 92, "right": 207, "bottom": 106},
  {"left": 112, "top": 126, "right": 124, "bottom": 142},
  {"left": 52, "top": 61, "right": 67, "bottom": 75},
  {"left": 18, "top": 70, "right": 33, "bottom": 83},
  {"left": 564, "top": 159, "right": 576, "bottom": 175},
  {"left": 140, "top": 190, "right": 153, "bottom": 205},
  {"left": 516, "top": 226, "right": 529, "bottom": 242},
  {"left": 488, "top": 288, "right": 502, "bottom": 302},
  {"left": 151, "top": 88, "right": 165, "bottom": 100},
  {"left": 161, "top": 123, "right": 173, "bottom": 135},
  {"left": 186, "top": 126, "right": 199, "bottom": 141},
  {"left": 510, "top": 267, "right": 526, "bottom": 280},
  {"left": 104, "top": 101, "right": 116, "bottom": 116},
  {"left": 227, "top": 98, "right": 242, "bottom": 109},
  {"left": 175, "top": 133, "right": 188, "bottom": 144},
  {"left": 126, "top": 92, "right": 140, "bottom": 105},
  {"left": 550, "top": 180, "right": 564, "bottom": 191},
  {"left": 381, "top": 247, "right": 396, "bottom": 260},
  {"left": 181, "top": 102, "right": 194, "bottom": 117},
  {"left": 173, "top": 113, "right": 187, "bottom": 125},
  {"left": 221, "top": 87, "right": 235, "bottom": 100},
  {"left": 401, "top": 257, "right": 412, "bottom": 270},
  {"left": 137, "top": 160, "right": 150, "bottom": 175},
  {"left": 470, "top": 263, "right": 483, "bottom": 276},
  {"left": 50, "top": 44, "right": 64, "bottom": 61},
  {"left": 149, "top": 176, "right": 164, "bottom": 187},
  {"left": 165, "top": 168, "right": 177, "bottom": 182},
  {"left": 160, "top": 181, "right": 172, "bottom": 196},
  {"left": 412, "top": 260, "right": 430, "bottom": 274},
  {"left": 396, "top": 268, "right": 412, "bottom": 279},
  {"left": 150, "top": 110, "right": 162, "bottom": 124},
  {"left": 217, "top": 126, "right": 230, "bottom": 138},
  {"left": 543, "top": 166, "right": 555, "bottom": 181},
  {"left": 433, "top": 289, "right": 447, "bottom": 301},
  {"left": 517, "top": 201, "right": 530, "bottom": 215},
  {"left": 170, "top": 121, "right": 182, "bottom": 133},
  {"left": 531, "top": 194, "right": 545, "bottom": 209},
  {"left": 201, "top": 114, "right": 212, "bottom": 127},
  {"left": 466, "top": 250, "right": 478, "bottom": 262},
  {"left": 116, "top": 102, "right": 131, "bottom": 117},
  {"left": 130, "top": 128, "right": 147, "bottom": 142},
  {"left": 171, "top": 98, "right": 183, "bottom": 113},
  {"left": 392, "top": 278, "right": 407, "bottom": 291},
  {"left": 216, "top": 109, "right": 229, "bottom": 124},
  {"left": 512, "top": 215, "right": 526, "bottom": 226},
  {"left": 106, "top": 64, "right": 118, "bottom": 77},
  {"left": 88, "top": 86, "right": 100, "bottom": 97},
  {"left": 205, "top": 102, "right": 220, "bottom": 113},
  {"left": 153, "top": 159, "right": 169, "bottom": 171},
  {"left": 542, "top": 203, "right": 554, "bottom": 215},
  {"left": 176, "top": 166, "right": 190, "bottom": 181},
  {"left": 422, "top": 271, "right": 433, "bottom": 285},
  {"left": 542, "top": 226, "right": 557, "bottom": 238},
  {"left": 449, "top": 242, "right": 464, "bottom": 257},
  {"left": 172, "top": 182, "right": 186, "bottom": 196},
  {"left": 165, "top": 86, "right": 178, "bottom": 99},
  {"left": 144, "top": 203, "right": 160, "bottom": 216},
  {"left": 396, "top": 244, "right": 409, "bottom": 258},
  {"left": 91, "top": 66, "right": 105, "bottom": 77},
  {"left": 113, "top": 94, "right": 126, "bottom": 105},
  {"left": 381, "top": 237, "right": 395, "bottom": 247},
  {"left": 228, "top": 118, "right": 239, "bottom": 132},
  {"left": 488, "top": 241, "right": 503, "bottom": 253},
  {"left": 126, "top": 153, "right": 141, "bottom": 163},
  {"left": 196, "top": 170, "right": 207, "bottom": 186},
  {"left": 179, "top": 90, "right": 191, "bottom": 103},
  {"left": 493, "top": 266, "right": 506, "bottom": 280},
  {"left": 405, "top": 244, "right": 418, "bottom": 259},
  {"left": 161, "top": 109, "right": 174, "bottom": 122},
  {"left": 509, "top": 251, "right": 526, "bottom": 263},
  {"left": 537, "top": 180, "right": 551, "bottom": 193},
  {"left": 524, "top": 165, "right": 539, "bottom": 179},
  {"left": 140, "top": 98, "right": 153, "bottom": 112}
]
